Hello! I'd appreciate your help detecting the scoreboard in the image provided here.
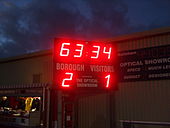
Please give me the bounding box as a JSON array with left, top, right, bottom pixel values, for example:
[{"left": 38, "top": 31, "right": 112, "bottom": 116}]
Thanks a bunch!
[{"left": 53, "top": 38, "right": 117, "bottom": 91}]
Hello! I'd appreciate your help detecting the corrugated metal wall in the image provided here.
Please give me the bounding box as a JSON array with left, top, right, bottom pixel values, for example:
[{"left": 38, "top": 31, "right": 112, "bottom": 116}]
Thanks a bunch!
[
  {"left": 77, "top": 32, "right": 170, "bottom": 128},
  {"left": 0, "top": 54, "right": 53, "bottom": 85},
  {"left": 116, "top": 81, "right": 170, "bottom": 126},
  {"left": 77, "top": 93, "right": 110, "bottom": 128},
  {"left": 115, "top": 33, "right": 170, "bottom": 128},
  {"left": 117, "top": 34, "right": 170, "bottom": 51}
]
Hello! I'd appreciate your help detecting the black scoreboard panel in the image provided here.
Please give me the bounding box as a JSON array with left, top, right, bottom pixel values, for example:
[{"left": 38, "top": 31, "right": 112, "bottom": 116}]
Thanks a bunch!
[{"left": 53, "top": 38, "right": 118, "bottom": 91}]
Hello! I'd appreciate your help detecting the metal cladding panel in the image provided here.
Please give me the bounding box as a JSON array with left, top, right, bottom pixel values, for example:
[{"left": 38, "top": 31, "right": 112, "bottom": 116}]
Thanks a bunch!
[
  {"left": 77, "top": 93, "right": 110, "bottom": 128},
  {"left": 115, "top": 81, "right": 170, "bottom": 126},
  {"left": 0, "top": 83, "right": 48, "bottom": 89},
  {"left": 115, "top": 32, "right": 170, "bottom": 127},
  {"left": 76, "top": 32, "right": 170, "bottom": 128},
  {"left": 117, "top": 34, "right": 170, "bottom": 52},
  {"left": 0, "top": 54, "right": 53, "bottom": 86}
]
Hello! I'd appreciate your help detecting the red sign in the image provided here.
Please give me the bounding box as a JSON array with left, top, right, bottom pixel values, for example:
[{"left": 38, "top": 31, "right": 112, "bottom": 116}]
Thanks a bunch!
[{"left": 53, "top": 38, "right": 117, "bottom": 91}]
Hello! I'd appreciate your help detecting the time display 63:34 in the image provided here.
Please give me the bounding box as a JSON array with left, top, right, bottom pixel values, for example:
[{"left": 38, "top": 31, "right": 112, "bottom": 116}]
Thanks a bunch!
[
  {"left": 54, "top": 40, "right": 116, "bottom": 64},
  {"left": 54, "top": 39, "right": 117, "bottom": 90}
]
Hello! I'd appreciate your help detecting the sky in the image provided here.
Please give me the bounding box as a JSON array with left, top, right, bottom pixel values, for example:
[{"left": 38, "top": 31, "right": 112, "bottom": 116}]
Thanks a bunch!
[{"left": 0, "top": 0, "right": 170, "bottom": 58}]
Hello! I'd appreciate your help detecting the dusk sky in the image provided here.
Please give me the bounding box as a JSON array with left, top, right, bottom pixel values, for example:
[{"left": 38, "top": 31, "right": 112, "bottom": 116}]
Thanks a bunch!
[{"left": 0, "top": 0, "right": 170, "bottom": 58}]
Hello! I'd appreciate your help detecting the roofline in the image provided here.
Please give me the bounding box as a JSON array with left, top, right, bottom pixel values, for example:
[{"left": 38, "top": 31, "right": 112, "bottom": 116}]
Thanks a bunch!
[
  {"left": 1, "top": 26, "right": 170, "bottom": 63},
  {"left": 0, "top": 49, "right": 52, "bottom": 63},
  {"left": 98, "top": 26, "right": 170, "bottom": 42}
]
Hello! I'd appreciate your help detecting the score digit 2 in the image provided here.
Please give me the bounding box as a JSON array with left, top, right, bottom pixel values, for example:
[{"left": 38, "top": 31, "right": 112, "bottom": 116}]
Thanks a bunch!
[{"left": 61, "top": 72, "right": 74, "bottom": 88}]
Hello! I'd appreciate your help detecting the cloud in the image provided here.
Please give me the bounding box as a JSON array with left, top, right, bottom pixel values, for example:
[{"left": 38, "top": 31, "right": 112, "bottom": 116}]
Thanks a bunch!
[
  {"left": 79, "top": 0, "right": 130, "bottom": 38},
  {"left": 0, "top": 0, "right": 130, "bottom": 58}
]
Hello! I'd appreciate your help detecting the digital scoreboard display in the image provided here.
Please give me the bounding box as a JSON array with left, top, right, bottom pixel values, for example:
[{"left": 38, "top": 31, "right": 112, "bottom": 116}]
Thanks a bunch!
[{"left": 53, "top": 38, "right": 117, "bottom": 91}]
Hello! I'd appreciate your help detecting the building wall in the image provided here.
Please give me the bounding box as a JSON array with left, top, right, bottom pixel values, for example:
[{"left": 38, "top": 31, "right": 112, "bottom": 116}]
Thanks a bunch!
[
  {"left": 117, "top": 34, "right": 170, "bottom": 51},
  {"left": 115, "top": 33, "right": 170, "bottom": 127},
  {"left": 0, "top": 53, "right": 53, "bottom": 86},
  {"left": 77, "top": 93, "right": 111, "bottom": 128},
  {"left": 77, "top": 32, "right": 170, "bottom": 128}
]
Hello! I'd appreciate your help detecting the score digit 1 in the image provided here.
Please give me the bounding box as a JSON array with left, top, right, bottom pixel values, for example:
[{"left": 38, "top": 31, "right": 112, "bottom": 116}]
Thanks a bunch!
[{"left": 105, "top": 74, "right": 111, "bottom": 88}]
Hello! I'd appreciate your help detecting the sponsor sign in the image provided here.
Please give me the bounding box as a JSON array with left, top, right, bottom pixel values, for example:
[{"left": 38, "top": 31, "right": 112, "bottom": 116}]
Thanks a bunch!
[{"left": 119, "top": 45, "right": 170, "bottom": 82}]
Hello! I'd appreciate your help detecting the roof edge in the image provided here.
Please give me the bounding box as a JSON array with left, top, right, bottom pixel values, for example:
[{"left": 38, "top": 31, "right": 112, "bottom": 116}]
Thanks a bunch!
[
  {"left": 98, "top": 26, "right": 170, "bottom": 42},
  {"left": 0, "top": 49, "right": 52, "bottom": 63}
]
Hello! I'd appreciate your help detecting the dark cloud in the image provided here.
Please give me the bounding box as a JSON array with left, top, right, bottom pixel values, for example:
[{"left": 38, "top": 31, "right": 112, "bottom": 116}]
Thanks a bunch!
[
  {"left": 1, "top": 0, "right": 169, "bottom": 58},
  {"left": 0, "top": 0, "right": 81, "bottom": 57},
  {"left": 81, "top": 0, "right": 130, "bottom": 38},
  {"left": 0, "top": 0, "right": 130, "bottom": 58}
]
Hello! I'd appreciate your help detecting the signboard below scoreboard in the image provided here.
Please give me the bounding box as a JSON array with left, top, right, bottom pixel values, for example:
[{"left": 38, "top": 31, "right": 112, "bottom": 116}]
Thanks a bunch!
[{"left": 53, "top": 38, "right": 118, "bottom": 91}]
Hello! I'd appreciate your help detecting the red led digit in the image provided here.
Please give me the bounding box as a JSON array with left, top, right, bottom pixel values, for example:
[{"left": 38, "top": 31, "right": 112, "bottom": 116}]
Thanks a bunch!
[
  {"left": 91, "top": 46, "right": 100, "bottom": 59},
  {"left": 105, "top": 74, "right": 111, "bottom": 88},
  {"left": 60, "top": 43, "right": 70, "bottom": 56},
  {"left": 62, "top": 72, "right": 73, "bottom": 87},
  {"left": 103, "top": 47, "right": 112, "bottom": 59},
  {"left": 74, "top": 44, "right": 84, "bottom": 58}
]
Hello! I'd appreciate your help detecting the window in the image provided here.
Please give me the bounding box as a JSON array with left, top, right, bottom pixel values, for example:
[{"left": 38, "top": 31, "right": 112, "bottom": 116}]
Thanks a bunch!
[{"left": 32, "top": 74, "right": 42, "bottom": 83}]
